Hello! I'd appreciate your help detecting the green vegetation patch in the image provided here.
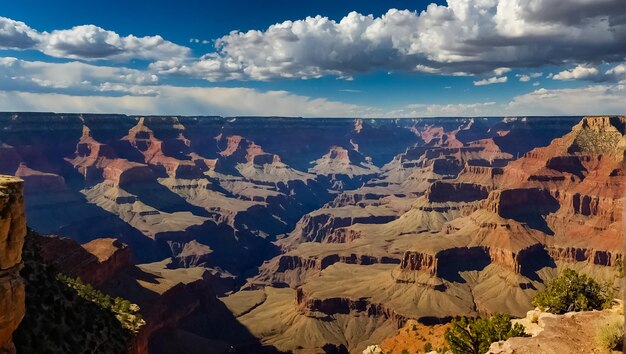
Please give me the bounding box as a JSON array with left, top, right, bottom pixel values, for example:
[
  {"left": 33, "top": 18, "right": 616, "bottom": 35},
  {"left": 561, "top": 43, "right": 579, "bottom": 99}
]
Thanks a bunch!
[
  {"left": 57, "top": 274, "right": 145, "bottom": 333},
  {"left": 532, "top": 268, "right": 613, "bottom": 314},
  {"left": 595, "top": 317, "right": 624, "bottom": 351},
  {"left": 444, "top": 313, "right": 527, "bottom": 354}
]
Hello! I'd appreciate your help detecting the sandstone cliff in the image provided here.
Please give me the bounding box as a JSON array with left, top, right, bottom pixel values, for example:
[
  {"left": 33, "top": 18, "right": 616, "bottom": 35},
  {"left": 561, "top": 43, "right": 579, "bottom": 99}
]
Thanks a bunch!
[{"left": 0, "top": 176, "right": 25, "bottom": 354}]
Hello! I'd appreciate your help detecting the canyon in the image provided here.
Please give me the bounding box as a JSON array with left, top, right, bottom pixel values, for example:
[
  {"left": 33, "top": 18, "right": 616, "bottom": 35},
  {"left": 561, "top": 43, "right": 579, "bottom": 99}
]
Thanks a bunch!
[{"left": 0, "top": 113, "right": 624, "bottom": 353}]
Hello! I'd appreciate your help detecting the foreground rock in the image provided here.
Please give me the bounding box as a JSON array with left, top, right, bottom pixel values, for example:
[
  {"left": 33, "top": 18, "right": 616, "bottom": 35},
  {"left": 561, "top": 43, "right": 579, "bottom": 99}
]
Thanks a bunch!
[
  {"left": 0, "top": 176, "right": 25, "bottom": 354},
  {"left": 488, "top": 302, "right": 624, "bottom": 353}
]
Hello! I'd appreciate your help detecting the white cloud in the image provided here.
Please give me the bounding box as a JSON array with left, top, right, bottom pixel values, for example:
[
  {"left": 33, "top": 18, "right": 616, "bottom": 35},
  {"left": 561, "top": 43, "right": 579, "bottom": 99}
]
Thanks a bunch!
[
  {"left": 190, "top": 38, "right": 210, "bottom": 44},
  {"left": 0, "top": 85, "right": 376, "bottom": 117},
  {"left": 494, "top": 67, "right": 511, "bottom": 76},
  {"left": 552, "top": 65, "right": 599, "bottom": 80},
  {"left": 0, "top": 17, "right": 39, "bottom": 49},
  {"left": 551, "top": 63, "right": 625, "bottom": 82},
  {"left": 473, "top": 76, "right": 508, "bottom": 86},
  {"left": 507, "top": 84, "right": 626, "bottom": 115},
  {"left": 42, "top": 25, "right": 190, "bottom": 61},
  {"left": 388, "top": 102, "right": 500, "bottom": 117},
  {"left": 605, "top": 64, "right": 625, "bottom": 82},
  {"left": 2, "top": 0, "right": 624, "bottom": 81},
  {"left": 516, "top": 72, "right": 542, "bottom": 82},
  {"left": 152, "top": 0, "right": 624, "bottom": 81},
  {"left": 0, "top": 57, "right": 159, "bottom": 95},
  {"left": 0, "top": 17, "right": 190, "bottom": 61}
]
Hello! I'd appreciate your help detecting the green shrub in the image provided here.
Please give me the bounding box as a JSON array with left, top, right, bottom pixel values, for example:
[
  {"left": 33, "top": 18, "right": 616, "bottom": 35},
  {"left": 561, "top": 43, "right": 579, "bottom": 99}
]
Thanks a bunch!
[
  {"left": 56, "top": 273, "right": 145, "bottom": 333},
  {"left": 532, "top": 269, "right": 612, "bottom": 314},
  {"left": 423, "top": 342, "right": 433, "bottom": 352},
  {"left": 444, "top": 313, "right": 527, "bottom": 354},
  {"left": 596, "top": 318, "right": 624, "bottom": 351}
]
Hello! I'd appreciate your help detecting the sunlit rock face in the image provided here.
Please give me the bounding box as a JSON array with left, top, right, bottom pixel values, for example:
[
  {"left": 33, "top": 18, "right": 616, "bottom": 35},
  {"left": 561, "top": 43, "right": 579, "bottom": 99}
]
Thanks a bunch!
[{"left": 0, "top": 176, "right": 26, "bottom": 354}]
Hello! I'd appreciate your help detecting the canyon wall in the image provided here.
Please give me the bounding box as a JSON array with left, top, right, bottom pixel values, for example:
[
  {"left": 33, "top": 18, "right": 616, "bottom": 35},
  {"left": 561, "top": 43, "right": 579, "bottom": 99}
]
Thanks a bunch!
[
  {"left": 4, "top": 114, "right": 623, "bottom": 353},
  {"left": 0, "top": 176, "right": 25, "bottom": 354}
]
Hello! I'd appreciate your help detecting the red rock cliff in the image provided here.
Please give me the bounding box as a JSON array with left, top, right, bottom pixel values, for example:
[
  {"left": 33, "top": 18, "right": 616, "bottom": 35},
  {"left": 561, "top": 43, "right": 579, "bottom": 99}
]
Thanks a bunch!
[{"left": 0, "top": 176, "right": 26, "bottom": 354}]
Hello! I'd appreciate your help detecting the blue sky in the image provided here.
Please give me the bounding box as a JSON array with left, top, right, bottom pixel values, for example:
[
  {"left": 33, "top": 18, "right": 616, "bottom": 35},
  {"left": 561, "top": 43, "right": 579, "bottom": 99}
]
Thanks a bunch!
[{"left": 0, "top": 0, "right": 624, "bottom": 117}]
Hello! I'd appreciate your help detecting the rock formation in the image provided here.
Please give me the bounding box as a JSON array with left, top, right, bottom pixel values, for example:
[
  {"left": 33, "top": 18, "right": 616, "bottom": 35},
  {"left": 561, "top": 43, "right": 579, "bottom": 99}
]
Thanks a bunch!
[{"left": 0, "top": 176, "right": 25, "bottom": 354}]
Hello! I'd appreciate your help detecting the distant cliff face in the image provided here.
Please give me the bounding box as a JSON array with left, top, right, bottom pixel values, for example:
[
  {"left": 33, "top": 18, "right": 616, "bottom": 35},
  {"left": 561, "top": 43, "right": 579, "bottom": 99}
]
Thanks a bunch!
[{"left": 0, "top": 176, "right": 25, "bottom": 354}]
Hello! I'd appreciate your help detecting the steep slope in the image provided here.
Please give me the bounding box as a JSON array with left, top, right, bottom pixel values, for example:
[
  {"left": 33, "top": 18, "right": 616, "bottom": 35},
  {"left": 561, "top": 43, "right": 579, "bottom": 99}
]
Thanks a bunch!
[
  {"left": 13, "top": 231, "right": 136, "bottom": 354},
  {"left": 0, "top": 176, "right": 25, "bottom": 354}
]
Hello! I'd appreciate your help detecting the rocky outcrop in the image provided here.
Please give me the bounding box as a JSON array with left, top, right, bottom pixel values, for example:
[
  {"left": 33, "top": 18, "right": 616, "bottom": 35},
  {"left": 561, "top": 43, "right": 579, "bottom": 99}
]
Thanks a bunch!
[
  {"left": 35, "top": 235, "right": 133, "bottom": 287},
  {"left": 399, "top": 251, "right": 438, "bottom": 276},
  {"left": 547, "top": 246, "right": 623, "bottom": 267},
  {"left": 488, "top": 303, "right": 624, "bottom": 354},
  {"left": 426, "top": 181, "right": 489, "bottom": 203},
  {"left": 309, "top": 146, "right": 380, "bottom": 190},
  {"left": 401, "top": 243, "right": 547, "bottom": 277},
  {"left": 482, "top": 188, "right": 558, "bottom": 220},
  {"left": 296, "top": 288, "right": 408, "bottom": 328},
  {"left": 123, "top": 118, "right": 204, "bottom": 179},
  {"left": 252, "top": 253, "right": 401, "bottom": 288},
  {"left": 127, "top": 274, "right": 215, "bottom": 354},
  {"left": 0, "top": 176, "right": 26, "bottom": 354},
  {"left": 67, "top": 125, "right": 156, "bottom": 186},
  {"left": 285, "top": 208, "right": 397, "bottom": 247}
]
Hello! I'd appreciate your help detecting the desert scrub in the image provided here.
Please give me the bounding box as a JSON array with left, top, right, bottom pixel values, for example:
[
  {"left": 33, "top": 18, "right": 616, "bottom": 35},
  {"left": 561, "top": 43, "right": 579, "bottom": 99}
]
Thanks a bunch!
[
  {"left": 532, "top": 268, "right": 613, "bottom": 314},
  {"left": 57, "top": 273, "right": 145, "bottom": 333},
  {"left": 595, "top": 318, "right": 624, "bottom": 351},
  {"left": 444, "top": 313, "right": 527, "bottom": 354}
]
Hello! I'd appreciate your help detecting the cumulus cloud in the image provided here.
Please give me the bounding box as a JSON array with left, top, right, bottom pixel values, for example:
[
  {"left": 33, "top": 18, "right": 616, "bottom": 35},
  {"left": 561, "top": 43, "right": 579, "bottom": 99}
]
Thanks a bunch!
[
  {"left": 0, "top": 17, "right": 39, "bottom": 49},
  {"left": 605, "top": 64, "right": 625, "bottom": 81},
  {"left": 473, "top": 76, "right": 508, "bottom": 86},
  {"left": 152, "top": 0, "right": 624, "bottom": 81},
  {"left": 0, "top": 57, "right": 159, "bottom": 95},
  {"left": 0, "top": 16, "right": 190, "bottom": 61},
  {"left": 493, "top": 68, "right": 511, "bottom": 76},
  {"left": 507, "top": 84, "right": 626, "bottom": 115},
  {"left": 552, "top": 65, "right": 599, "bottom": 80},
  {"left": 516, "top": 72, "right": 542, "bottom": 82},
  {"left": 551, "top": 63, "right": 625, "bottom": 82}
]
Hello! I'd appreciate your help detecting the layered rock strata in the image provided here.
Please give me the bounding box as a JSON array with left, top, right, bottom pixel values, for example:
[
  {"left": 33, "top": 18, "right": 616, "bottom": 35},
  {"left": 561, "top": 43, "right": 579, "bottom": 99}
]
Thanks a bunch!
[{"left": 0, "top": 176, "right": 26, "bottom": 354}]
